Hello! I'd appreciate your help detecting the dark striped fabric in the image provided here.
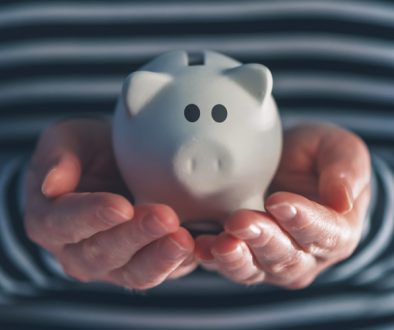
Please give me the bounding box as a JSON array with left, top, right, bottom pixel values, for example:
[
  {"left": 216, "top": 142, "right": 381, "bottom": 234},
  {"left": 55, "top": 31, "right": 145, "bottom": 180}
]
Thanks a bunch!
[{"left": 0, "top": 1, "right": 393, "bottom": 329}]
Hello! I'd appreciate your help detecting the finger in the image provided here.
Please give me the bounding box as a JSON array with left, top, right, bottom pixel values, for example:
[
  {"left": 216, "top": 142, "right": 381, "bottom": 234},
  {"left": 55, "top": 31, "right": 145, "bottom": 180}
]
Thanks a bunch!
[
  {"left": 29, "top": 192, "right": 133, "bottom": 249},
  {"left": 265, "top": 192, "right": 354, "bottom": 259},
  {"left": 225, "top": 210, "right": 315, "bottom": 285},
  {"left": 168, "top": 254, "right": 198, "bottom": 279},
  {"left": 270, "top": 124, "right": 371, "bottom": 212},
  {"left": 28, "top": 119, "right": 115, "bottom": 198},
  {"left": 29, "top": 122, "right": 88, "bottom": 198},
  {"left": 61, "top": 204, "right": 180, "bottom": 280},
  {"left": 108, "top": 227, "right": 194, "bottom": 290},
  {"left": 40, "top": 152, "right": 82, "bottom": 198},
  {"left": 194, "top": 235, "right": 219, "bottom": 271},
  {"left": 211, "top": 233, "right": 264, "bottom": 284},
  {"left": 317, "top": 126, "right": 371, "bottom": 213}
]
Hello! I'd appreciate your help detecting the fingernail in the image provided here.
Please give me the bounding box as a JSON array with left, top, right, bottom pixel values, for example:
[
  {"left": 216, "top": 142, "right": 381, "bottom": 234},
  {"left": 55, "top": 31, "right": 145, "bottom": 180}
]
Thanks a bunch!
[
  {"left": 266, "top": 203, "right": 297, "bottom": 222},
  {"left": 164, "top": 237, "right": 190, "bottom": 259},
  {"left": 212, "top": 244, "right": 244, "bottom": 262},
  {"left": 232, "top": 224, "right": 261, "bottom": 240},
  {"left": 141, "top": 214, "right": 169, "bottom": 236},
  {"left": 41, "top": 167, "right": 58, "bottom": 197},
  {"left": 326, "top": 179, "right": 353, "bottom": 213},
  {"left": 97, "top": 207, "right": 130, "bottom": 225},
  {"left": 338, "top": 180, "right": 354, "bottom": 212}
]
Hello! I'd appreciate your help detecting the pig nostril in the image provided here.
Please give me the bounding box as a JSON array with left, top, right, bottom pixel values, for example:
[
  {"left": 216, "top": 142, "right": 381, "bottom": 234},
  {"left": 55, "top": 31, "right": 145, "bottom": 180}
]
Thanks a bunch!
[
  {"left": 185, "top": 157, "right": 197, "bottom": 173},
  {"left": 174, "top": 140, "right": 232, "bottom": 185}
]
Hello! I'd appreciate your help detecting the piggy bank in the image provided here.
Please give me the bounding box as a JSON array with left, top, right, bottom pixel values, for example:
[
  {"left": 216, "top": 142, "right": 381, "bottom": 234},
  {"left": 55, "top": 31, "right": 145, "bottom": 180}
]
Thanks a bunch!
[{"left": 113, "top": 50, "right": 282, "bottom": 224}]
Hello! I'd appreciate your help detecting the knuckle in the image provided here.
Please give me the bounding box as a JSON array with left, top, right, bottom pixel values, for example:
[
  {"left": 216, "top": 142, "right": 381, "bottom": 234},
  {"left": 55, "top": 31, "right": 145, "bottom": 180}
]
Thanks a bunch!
[
  {"left": 292, "top": 214, "right": 316, "bottom": 235},
  {"left": 250, "top": 226, "right": 275, "bottom": 248},
  {"left": 316, "top": 223, "right": 354, "bottom": 260},
  {"left": 308, "top": 236, "right": 337, "bottom": 257},
  {"left": 266, "top": 251, "right": 304, "bottom": 275},
  {"left": 81, "top": 238, "right": 109, "bottom": 267},
  {"left": 322, "top": 231, "right": 340, "bottom": 250},
  {"left": 305, "top": 216, "right": 346, "bottom": 258}
]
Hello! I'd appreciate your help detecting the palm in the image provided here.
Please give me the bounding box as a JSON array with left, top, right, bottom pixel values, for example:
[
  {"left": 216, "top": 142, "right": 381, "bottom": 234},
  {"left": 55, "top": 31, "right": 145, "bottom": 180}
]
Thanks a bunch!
[{"left": 270, "top": 125, "right": 328, "bottom": 204}]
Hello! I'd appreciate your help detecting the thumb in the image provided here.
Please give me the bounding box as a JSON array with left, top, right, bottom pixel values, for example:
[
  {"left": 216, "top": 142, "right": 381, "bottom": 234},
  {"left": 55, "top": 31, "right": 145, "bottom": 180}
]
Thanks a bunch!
[
  {"left": 317, "top": 126, "right": 371, "bottom": 213},
  {"left": 41, "top": 151, "right": 82, "bottom": 198},
  {"left": 30, "top": 121, "right": 91, "bottom": 198}
]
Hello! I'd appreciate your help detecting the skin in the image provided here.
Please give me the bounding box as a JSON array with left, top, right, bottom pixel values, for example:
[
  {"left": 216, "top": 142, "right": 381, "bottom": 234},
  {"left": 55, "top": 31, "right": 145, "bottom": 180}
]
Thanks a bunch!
[
  {"left": 195, "top": 123, "right": 371, "bottom": 288},
  {"left": 24, "top": 119, "right": 196, "bottom": 290},
  {"left": 24, "top": 119, "right": 371, "bottom": 289}
]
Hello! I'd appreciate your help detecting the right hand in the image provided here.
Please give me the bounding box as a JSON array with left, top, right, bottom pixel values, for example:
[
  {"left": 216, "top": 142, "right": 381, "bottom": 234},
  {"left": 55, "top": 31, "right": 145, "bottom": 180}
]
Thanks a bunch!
[{"left": 24, "top": 118, "right": 196, "bottom": 290}]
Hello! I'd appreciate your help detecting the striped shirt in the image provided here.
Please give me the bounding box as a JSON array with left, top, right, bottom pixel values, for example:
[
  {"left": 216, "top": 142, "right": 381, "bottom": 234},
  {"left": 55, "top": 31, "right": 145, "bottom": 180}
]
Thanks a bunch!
[{"left": 0, "top": 1, "right": 393, "bottom": 329}]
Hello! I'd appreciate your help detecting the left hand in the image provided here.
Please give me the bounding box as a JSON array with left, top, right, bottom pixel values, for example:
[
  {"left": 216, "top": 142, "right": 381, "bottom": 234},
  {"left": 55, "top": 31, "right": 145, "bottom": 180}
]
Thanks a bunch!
[{"left": 195, "top": 123, "right": 371, "bottom": 289}]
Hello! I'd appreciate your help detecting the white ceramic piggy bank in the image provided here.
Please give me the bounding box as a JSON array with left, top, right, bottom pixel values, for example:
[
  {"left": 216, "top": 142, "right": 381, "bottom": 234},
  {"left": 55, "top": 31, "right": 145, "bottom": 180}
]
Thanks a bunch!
[{"left": 113, "top": 50, "right": 282, "bottom": 224}]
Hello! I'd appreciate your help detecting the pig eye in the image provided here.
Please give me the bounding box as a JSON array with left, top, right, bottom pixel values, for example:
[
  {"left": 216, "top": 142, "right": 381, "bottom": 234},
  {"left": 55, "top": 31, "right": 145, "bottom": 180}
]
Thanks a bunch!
[
  {"left": 212, "top": 104, "right": 227, "bottom": 123},
  {"left": 184, "top": 104, "right": 200, "bottom": 122}
]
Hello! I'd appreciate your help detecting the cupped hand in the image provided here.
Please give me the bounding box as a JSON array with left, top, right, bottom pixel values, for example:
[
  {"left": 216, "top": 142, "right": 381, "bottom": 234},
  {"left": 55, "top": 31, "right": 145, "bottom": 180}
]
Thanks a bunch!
[
  {"left": 195, "top": 123, "right": 371, "bottom": 288},
  {"left": 24, "top": 119, "right": 196, "bottom": 290}
]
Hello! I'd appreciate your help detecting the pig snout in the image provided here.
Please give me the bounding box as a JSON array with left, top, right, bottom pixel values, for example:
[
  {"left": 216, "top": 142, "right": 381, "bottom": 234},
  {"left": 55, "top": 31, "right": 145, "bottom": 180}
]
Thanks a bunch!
[{"left": 173, "top": 139, "right": 233, "bottom": 195}]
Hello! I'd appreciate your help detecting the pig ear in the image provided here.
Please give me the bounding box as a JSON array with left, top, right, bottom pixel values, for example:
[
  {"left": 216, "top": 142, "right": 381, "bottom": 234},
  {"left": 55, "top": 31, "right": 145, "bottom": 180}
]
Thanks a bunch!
[
  {"left": 225, "top": 64, "right": 273, "bottom": 103},
  {"left": 122, "top": 71, "right": 173, "bottom": 116},
  {"left": 203, "top": 50, "right": 241, "bottom": 68}
]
